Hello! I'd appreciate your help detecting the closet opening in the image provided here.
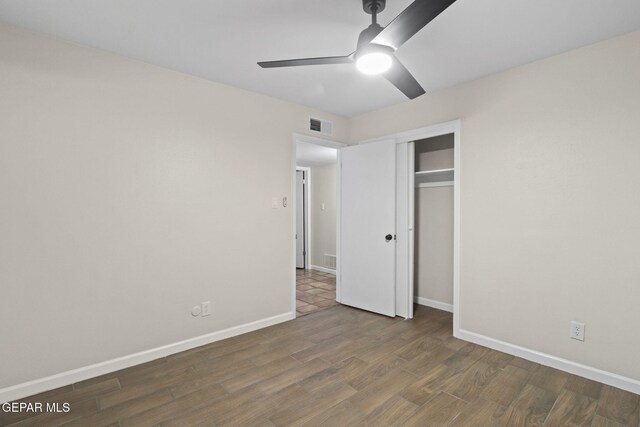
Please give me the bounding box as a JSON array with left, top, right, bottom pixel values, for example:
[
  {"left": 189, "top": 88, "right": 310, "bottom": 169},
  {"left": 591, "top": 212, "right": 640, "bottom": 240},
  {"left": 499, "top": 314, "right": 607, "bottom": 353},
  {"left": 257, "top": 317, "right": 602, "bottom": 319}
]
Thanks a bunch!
[{"left": 412, "top": 133, "right": 455, "bottom": 313}]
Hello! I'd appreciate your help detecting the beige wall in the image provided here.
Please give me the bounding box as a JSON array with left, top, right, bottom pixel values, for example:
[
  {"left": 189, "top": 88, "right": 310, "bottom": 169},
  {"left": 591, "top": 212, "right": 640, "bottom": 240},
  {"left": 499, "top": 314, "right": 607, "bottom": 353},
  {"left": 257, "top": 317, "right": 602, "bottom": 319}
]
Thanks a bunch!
[
  {"left": 310, "top": 164, "right": 337, "bottom": 269},
  {"left": 415, "top": 187, "right": 453, "bottom": 305},
  {"left": 0, "top": 24, "right": 347, "bottom": 390},
  {"left": 350, "top": 31, "right": 640, "bottom": 381}
]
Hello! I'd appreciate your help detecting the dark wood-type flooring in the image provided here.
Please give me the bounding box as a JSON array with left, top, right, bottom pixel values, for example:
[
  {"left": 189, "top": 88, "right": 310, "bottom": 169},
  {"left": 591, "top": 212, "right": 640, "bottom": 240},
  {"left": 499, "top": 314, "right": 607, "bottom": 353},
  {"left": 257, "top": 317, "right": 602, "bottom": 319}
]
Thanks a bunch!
[{"left": 2, "top": 305, "right": 638, "bottom": 426}]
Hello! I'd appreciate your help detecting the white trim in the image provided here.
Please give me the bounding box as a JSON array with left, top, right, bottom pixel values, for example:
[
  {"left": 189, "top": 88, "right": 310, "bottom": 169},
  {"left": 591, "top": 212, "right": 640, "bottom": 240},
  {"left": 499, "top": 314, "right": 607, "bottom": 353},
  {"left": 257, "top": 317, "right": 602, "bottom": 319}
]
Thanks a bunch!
[
  {"left": 293, "top": 133, "right": 345, "bottom": 149},
  {"left": 414, "top": 297, "right": 454, "bottom": 313},
  {"left": 453, "top": 126, "right": 461, "bottom": 334},
  {"left": 360, "top": 120, "right": 462, "bottom": 145},
  {"left": 407, "top": 142, "right": 415, "bottom": 320},
  {"left": 336, "top": 149, "right": 342, "bottom": 303},
  {"left": 455, "top": 329, "right": 640, "bottom": 395},
  {"left": 304, "top": 169, "right": 311, "bottom": 270},
  {"left": 310, "top": 265, "right": 336, "bottom": 274},
  {"left": 291, "top": 139, "right": 298, "bottom": 316},
  {"left": 296, "top": 166, "right": 311, "bottom": 270},
  {"left": 395, "top": 142, "right": 410, "bottom": 319},
  {"left": 0, "top": 312, "right": 294, "bottom": 403}
]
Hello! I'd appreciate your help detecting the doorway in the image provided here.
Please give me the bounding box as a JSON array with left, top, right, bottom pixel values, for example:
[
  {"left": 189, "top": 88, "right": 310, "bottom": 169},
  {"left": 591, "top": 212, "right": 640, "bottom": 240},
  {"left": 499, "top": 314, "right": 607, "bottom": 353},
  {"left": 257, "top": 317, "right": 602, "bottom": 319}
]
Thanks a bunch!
[{"left": 292, "top": 134, "right": 344, "bottom": 317}]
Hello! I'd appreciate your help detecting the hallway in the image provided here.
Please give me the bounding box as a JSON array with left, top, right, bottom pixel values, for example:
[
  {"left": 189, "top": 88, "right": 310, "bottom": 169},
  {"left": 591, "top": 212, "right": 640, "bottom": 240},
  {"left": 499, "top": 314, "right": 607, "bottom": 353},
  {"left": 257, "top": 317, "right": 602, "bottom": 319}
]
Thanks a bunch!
[{"left": 296, "top": 269, "right": 337, "bottom": 317}]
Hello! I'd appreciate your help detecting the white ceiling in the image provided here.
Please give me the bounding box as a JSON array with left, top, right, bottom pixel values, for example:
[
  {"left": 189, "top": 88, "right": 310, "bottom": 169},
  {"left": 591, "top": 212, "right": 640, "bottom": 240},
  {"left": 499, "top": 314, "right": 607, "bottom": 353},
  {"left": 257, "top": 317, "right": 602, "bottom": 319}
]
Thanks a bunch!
[
  {"left": 296, "top": 141, "right": 337, "bottom": 167},
  {"left": 1, "top": 0, "right": 640, "bottom": 117}
]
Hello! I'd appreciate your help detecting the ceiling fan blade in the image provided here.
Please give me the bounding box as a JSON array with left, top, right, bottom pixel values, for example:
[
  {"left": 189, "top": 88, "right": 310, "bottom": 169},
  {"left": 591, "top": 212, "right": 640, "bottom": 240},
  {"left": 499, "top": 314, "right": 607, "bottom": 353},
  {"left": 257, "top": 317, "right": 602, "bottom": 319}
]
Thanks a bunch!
[
  {"left": 258, "top": 54, "right": 353, "bottom": 68},
  {"left": 383, "top": 57, "right": 426, "bottom": 99},
  {"left": 371, "top": 0, "right": 457, "bottom": 50}
]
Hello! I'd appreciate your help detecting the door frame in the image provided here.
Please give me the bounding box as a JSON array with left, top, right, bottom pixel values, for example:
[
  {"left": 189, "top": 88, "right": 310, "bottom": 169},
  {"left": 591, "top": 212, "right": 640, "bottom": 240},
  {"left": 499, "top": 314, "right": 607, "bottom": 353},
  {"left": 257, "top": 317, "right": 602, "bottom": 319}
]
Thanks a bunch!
[
  {"left": 291, "top": 134, "right": 345, "bottom": 317},
  {"left": 295, "top": 167, "right": 311, "bottom": 270},
  {"left": 359, "top": 119, "right": 461, "bottom": 331}
]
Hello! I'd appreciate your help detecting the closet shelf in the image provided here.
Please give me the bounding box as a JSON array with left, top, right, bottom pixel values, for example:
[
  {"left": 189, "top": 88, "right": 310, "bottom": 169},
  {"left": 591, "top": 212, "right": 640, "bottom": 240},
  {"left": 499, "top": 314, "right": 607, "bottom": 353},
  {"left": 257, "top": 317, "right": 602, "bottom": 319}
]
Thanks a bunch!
[{"left": 415, "top": 168, "right": 454, "bottom": 187}]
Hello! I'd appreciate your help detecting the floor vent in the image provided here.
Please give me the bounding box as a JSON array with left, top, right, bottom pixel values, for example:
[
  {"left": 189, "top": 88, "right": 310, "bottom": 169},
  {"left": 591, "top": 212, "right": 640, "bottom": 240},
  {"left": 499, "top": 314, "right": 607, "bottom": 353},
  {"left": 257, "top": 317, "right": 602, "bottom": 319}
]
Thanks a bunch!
[
  {"left": 324, "top": 254, "right": 337, "bottom": 269},
  {"left": 309, "top": 117, "right": 333, "bottom": 136}
]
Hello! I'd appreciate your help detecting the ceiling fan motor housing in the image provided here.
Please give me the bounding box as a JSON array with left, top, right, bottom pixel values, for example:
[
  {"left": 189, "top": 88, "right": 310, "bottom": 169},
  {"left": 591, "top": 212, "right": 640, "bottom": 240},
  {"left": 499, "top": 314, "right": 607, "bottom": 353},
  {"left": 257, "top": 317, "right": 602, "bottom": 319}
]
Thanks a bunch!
[
  {"left": 357, "top": 23, "right": 385, "bottom": 49},
  {"left": 363, "top": 0, "right": 386, "bottom": 14}
]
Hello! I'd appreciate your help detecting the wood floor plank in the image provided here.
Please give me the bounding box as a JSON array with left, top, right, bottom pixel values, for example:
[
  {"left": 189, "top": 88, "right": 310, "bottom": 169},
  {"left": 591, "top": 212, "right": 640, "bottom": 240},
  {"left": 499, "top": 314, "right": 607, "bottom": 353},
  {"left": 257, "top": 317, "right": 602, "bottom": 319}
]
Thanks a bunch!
[
  {"left": 346, "top": 355, "right": 407, "bottom": 390},
  {"left": 480, "top": 348, "right": 515, "bottom": 369},
  {"left": 393, "top": 335, "right": 442, "bottom": 361},
  {"left": 220, "top": 355, "right": 301, "bottom": 393},
  {"left": 479, "top": 364, "right": 533, "bottom": 407},
  {"left": 544, "top": 389, "right": 598, "bottom": 427},
  {"left": 268, "top": 380, "right": 356, "bottom": 426},
  {"left": 60, "top": 389, "right": 174, "bottom": 427},
  {"left": 300, "top": 400, "right": 367, "bottom": 427},
  {"left": 510, "top": 357, "right": 542, "bottom": 372},
  {"left": 443, "top": 342, "right": 490, "bottom": 372},
  {"left": 400, "top": 344, "right": 457, "bottom": 377},
  {"left": 357, "top": 337, "right": 411, "bottom": 363},
  {"left": 528, "top": 365, "right": 570, "bottom": 396},
  {"left": 348, "top": 369, "right": 418, "bottom": 414},
  {"left": 191, "top": 352, "right": 257, "bottom": 382},
  {"left": 215, "top": 384, "right": 310, "bottom": 427},
  {"left": 565, "top": 375, "right": 604, "bottom": 400},
  {"left": 97, "top": 367, "right": 193, "bottom": 410},
  {"left": 590, "top": 414, "right": 628, "bottom": 427},
  {"left": 158, "top": 391, "right": 252, "bottom": 426},
  {"left": 354, "top": 395, "right": 419, "bottom": 427},
  {"left": 403, "top": 391, "right": 467, "bottom": 426},
  {"left": 119, "top": 382, "right": 233, "bottom": 427},
  {"left": 290, "top": 335, "right": 353, "bottom": 363},
  {"left": 245, "top": 358, "right": 331, "bottom": 397},
  {"left": 596, "top": 385, "right": 640, "bottom": 426},
  {"left": 503, "top": 384, "right": 558, "bottom": 427},
  {"left": 296, "top": 356, "right": 368, "bottom": 393},
  {"left": 443, "top": 360, "right": 502, "bottom": 402},
  {"left": 449, "top": 397, "right": 507, "bottom": 426},
  {"left": 168, "top": 373, "right": 230, "bottom": 400},
  {"left": 400, "top": 363, "right": 461, "bottom": 406}
]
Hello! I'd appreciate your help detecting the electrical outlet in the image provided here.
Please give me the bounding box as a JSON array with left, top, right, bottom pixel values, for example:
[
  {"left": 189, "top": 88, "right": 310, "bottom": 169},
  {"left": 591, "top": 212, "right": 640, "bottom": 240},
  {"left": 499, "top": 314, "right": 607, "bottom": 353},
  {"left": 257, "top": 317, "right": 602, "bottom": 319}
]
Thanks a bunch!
[
  {"left": 202, "top": 301, "right": 211, "bottom": 317},
  {"left": 570, "top": 321, "right": 585, "bottom": 341}
]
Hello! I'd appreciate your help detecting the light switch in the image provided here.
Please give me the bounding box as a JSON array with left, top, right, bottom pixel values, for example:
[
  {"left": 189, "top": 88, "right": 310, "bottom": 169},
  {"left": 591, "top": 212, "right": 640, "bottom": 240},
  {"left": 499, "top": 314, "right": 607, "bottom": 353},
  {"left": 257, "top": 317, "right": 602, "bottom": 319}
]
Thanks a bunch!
[
  {"left": 271, "top": 197, "right": 279, "bottom": 209},
  {"left": 321, "top": 203, "right": 325, "bottom": 211}
]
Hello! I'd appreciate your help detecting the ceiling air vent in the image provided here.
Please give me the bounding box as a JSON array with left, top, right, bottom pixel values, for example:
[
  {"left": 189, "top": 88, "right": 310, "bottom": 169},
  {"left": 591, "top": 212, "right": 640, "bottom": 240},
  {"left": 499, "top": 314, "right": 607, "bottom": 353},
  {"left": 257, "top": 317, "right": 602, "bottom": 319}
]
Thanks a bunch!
[{"left": 309, "top": 117, "right": 333, "bottom": 136}]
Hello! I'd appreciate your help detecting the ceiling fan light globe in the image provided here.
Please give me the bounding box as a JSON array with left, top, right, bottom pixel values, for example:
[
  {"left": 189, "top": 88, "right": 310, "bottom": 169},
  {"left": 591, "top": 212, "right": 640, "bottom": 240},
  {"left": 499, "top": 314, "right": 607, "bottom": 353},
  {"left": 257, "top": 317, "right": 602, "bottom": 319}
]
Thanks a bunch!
[{"left": 356, "top": 52, "right": 392, "bottom": 75}]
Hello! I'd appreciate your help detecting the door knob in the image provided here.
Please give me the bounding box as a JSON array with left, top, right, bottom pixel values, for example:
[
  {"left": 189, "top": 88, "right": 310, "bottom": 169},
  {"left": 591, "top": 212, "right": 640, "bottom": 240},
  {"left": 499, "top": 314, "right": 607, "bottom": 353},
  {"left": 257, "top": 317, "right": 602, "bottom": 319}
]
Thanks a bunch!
[{"left": 385, "top": 234, "right": 393, "bottom": 242}]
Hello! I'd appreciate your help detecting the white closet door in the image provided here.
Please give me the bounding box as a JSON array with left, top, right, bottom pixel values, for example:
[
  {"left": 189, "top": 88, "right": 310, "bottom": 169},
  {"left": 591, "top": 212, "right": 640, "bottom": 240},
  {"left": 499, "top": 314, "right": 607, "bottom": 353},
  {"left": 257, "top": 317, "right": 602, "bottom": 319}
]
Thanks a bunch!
[{"left": 340, "top": 140, "right": 396, "bottom": 317}]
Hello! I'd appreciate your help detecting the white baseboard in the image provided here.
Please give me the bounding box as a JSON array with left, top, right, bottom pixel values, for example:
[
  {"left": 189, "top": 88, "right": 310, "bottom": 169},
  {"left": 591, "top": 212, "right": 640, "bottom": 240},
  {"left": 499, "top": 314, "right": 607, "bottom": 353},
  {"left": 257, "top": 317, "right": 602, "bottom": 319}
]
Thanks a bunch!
[
  {"left": 0, "top": 312, "right": 295, "bottom": 403},
  {"left": 414, "top": 297, "right": 453, "bottom": 313},
  {"left": 310, "top": 265, "right": 336, "bottom": 274},
  {"left": 455, "top": 328, "right": 640, "bottom": 395}
]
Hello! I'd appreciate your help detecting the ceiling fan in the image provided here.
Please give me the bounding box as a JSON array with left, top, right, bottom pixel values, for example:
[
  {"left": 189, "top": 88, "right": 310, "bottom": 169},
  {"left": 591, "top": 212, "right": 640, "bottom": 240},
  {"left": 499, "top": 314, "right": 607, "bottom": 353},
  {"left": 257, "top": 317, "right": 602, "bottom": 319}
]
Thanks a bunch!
[{"left": 257, "top": 0, "right": 457, "bottom": 99}]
